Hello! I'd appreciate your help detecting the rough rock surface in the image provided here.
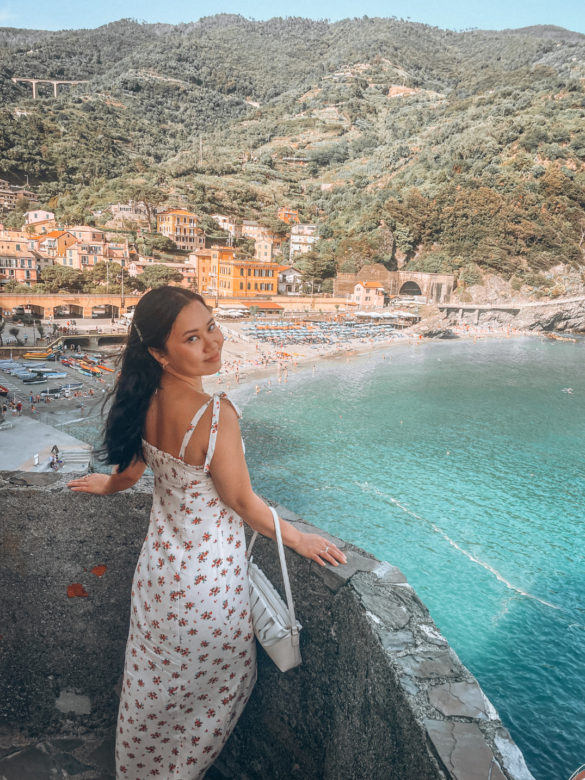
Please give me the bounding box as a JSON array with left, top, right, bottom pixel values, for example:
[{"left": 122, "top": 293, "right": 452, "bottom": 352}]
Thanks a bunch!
[{"left": 0, "top": 473, "right": 535, "bottom": 780}]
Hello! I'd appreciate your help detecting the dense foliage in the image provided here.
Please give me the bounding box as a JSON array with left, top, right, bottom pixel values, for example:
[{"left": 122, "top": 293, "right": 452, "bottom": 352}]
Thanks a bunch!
[{"left": 1, "top": 16, "right": 584, "bottom": 291}]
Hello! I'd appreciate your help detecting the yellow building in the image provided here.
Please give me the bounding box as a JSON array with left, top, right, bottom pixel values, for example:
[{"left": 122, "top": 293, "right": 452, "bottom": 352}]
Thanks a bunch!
[
  {"left": 195, "top": 246, "right": 279, "bottom": 298},
  {"left": 157, "top": 209, "right": 205, "bottom": 251}
]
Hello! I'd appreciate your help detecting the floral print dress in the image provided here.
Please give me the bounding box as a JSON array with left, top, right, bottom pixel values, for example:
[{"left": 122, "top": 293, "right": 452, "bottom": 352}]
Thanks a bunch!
[{"left": 116, "top": 393, "right": 256, "bottom": 779}]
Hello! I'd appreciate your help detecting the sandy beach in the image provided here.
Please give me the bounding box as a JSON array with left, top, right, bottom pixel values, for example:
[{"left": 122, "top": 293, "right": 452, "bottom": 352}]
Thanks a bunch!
[{"left": 0, "top": 317, "right": 540, "bottom": 471}]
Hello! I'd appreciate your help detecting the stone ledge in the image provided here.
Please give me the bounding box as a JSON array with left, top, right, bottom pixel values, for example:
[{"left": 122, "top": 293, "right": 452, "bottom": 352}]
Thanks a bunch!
[{"left": 0, "top": 476, "right": 535, "bottom": 779}]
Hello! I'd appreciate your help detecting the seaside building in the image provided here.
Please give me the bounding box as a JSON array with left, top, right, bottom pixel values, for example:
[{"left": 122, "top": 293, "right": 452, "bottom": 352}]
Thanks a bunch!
[
  {"left": 211, "top": 214, "right": 242, "bottom": 239},
  {"left": 107, "top": 201, "right": 150, "bottom": 228},
  {"left": 66, "top": 226, "right": 106, "bottom": 244},
  {"left": 33, "top": 230, "right": 77, "bottom": 261},
  {"left": 254, "top": 237, "right": 275, "bottom": 262},
  {"left": 289, "top": 223, "right": 318, "bottom": 260},
  {"left": 194, "top": 246, "right": 278, "bottom": 298},
  {"left": 240, "top": 220, "right": 265, "bottom": 241},
  {"left": 24, "top": 209, "right": 54, "bottom": 226},
  {"left": 157, "top": 208, "right": 205, "bottom": 251},
  {"left": 350, "top": 281, "right": 386, "bottom": 308},
  {"left": 277, "top": 265, "right": 303, "bottom": 295},
  {"left": 0, "top": 230, "right": 48, "bottom": 286},
  {"left": 0, "top": 181, "right": 36, "bottom": 212},
  {"left": 277, "top": 206, "right": 300, "bottom": 224}
]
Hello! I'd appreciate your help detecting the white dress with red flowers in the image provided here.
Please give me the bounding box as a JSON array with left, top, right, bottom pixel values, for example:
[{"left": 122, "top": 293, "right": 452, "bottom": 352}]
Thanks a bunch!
[{"left": 116, "top": 393, "right": 256, "bottom": 779}]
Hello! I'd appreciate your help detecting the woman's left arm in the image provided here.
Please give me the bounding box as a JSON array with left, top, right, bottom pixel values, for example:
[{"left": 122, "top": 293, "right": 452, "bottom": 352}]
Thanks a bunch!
[
  {"left": 68, "top": 458, "right": 147, "bottom": 495},
  {"left": 209, "top": 401, "right": 346, "bottom": 567}
]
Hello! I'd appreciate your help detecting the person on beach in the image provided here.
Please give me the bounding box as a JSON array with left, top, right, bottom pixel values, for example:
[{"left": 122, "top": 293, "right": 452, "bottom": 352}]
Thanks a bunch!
[{"left": 68, "top": 287, "right": 345, "bottom": 779}]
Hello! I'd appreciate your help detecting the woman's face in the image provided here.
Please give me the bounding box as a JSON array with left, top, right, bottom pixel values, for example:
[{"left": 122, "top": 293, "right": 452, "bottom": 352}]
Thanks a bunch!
[{"left": 159, "top": 300, "right": 224, "bottom": 379}]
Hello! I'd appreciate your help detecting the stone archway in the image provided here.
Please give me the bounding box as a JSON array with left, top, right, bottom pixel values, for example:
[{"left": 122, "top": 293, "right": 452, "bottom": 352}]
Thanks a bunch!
[
  {"left": 399, "top": 281, "right": 423, "bottom": 296},
  {"left": 53, "top": 304, "right": 83, "bottom": 319}
]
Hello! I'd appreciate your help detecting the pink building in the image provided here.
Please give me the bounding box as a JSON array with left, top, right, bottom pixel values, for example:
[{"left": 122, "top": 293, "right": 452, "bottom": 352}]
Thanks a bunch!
[{"left": 349, "top": 281, "right": 385, "bottom": 308}]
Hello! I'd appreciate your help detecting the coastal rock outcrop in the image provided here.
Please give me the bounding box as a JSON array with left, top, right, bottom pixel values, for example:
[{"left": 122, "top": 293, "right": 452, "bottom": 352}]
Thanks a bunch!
[
  {"left": 443, "top": 297, "right": 585, "bottom": 332},
  {"left": 422, "top": 328, "right": 459, "bottom": 339},
  {"left": 514, "top": 300, "right": 585, "bottom": 332}
]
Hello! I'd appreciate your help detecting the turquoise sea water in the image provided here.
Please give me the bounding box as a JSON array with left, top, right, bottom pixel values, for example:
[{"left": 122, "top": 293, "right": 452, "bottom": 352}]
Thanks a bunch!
[
  {"left": 229, "top": 337, "right": 585, "bottom": 780},
  {"left": 65, "top": 336, "right": 584, "bottom": 778}
]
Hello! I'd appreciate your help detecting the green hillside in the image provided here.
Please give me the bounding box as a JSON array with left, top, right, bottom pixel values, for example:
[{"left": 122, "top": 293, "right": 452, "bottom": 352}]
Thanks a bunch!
[{"left": 1, "top": 16, "right": 584, "bottom": 295}]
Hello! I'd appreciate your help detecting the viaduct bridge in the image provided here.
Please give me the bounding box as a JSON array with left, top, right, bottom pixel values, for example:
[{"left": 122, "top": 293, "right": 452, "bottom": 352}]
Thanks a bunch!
[
  {"left": 0, "top": 293, "right": 141, "bottom": 320},
  {"left": 11, "top": 77, "right": 88, "bottom": 99}
]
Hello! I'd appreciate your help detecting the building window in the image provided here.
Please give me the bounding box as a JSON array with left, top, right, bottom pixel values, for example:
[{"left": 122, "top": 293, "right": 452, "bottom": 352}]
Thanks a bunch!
[{"left": 240, "top": 282, "right": 243, "bottom": 290}]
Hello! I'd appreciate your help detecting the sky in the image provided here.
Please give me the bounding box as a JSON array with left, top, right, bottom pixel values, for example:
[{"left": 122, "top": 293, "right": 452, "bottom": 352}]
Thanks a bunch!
[{"left": 0, "top": 0, "right": 583, "bottom": 35}]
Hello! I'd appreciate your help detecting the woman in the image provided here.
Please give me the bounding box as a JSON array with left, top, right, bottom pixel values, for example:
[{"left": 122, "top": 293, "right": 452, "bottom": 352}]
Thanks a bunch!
[{"left": 69, "top": 287, "right": 346, "bottom": 779}]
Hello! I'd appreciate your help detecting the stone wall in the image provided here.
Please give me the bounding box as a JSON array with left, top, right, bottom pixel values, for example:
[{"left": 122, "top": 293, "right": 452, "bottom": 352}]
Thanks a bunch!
[
  {"left": 334, "top": 265, "right": 455, "bottom": 303},
  {"left": 0, "top": 472, "right": 534, "bottom": 779}
]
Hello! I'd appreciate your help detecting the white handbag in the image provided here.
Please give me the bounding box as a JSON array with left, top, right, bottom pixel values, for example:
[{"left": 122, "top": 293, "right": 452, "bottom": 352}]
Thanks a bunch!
[{"left": 247, "top": 506, "right": 302, "bottom": 672}]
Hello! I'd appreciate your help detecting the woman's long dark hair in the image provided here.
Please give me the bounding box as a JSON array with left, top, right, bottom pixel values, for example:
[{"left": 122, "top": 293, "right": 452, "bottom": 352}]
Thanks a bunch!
[{"left": 102, "top": 287, "right": 207, "bottom": 471}]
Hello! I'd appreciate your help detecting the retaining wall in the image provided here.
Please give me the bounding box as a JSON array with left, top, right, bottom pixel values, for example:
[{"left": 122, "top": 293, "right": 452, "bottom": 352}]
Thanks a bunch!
[{"left": 0, "top": 472, "right": 534, "bottom": 779}]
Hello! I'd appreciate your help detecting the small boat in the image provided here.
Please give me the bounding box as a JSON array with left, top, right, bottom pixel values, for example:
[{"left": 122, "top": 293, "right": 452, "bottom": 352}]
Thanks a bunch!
[
  {"left": 23, "top": 351, "right": 53, "bottom": 360},
  {"left": 79, "top": 362, "right": 102, "bottom": 375},
  {"left": 62, "top": 382, "right": 83, "bottom": 390},
  {"left": 41, "top": 371, "right": 67, "bottom": 379},
  {"left": 0, "top": 385, "right": 8, "bottom": 396},
  {"left": 96, "top": 364, "right": 114, "bottom": 372},
  {"left": 40, "top": 387, "right": 64, "bottom": 398},
  {"left": 22, "top": 375, "right": 48, "bottom": 384}
]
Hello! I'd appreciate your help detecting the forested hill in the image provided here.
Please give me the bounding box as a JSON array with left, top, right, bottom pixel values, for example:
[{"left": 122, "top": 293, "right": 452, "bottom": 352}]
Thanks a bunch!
[{"left": 1, "top": 16, "right": 585, "bottom": 294}]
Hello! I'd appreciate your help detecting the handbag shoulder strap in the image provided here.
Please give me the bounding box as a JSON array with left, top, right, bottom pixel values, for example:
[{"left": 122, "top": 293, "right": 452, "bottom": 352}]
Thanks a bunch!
[{"left": 247, "top": 507, "right": 299, "bottom": 633}]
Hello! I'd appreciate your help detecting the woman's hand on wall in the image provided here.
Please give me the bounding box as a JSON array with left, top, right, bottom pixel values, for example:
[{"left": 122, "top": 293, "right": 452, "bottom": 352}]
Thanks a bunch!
[
  {"left": 68, "top": 474, "right": 114, "bottom": 494},
  {"left": 68, "top": 459, "right": 146, "bottom": 495},
  {"left": 293, "top": 533, "right": 347, "bottom": 567}
]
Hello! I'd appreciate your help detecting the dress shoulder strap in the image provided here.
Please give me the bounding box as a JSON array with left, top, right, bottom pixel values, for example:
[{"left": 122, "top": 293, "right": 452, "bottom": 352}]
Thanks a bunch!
[
  {"left": 204, "top": 392, "right": 242, "bottom": 473},
  {"left": 178, "top": 397, "right": 213, "bottom": 461}
]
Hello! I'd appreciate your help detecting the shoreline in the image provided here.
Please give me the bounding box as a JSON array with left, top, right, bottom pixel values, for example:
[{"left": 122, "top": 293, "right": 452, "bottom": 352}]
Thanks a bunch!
[
  {"left": 0, "top": 324, "right": 561, "bottom": 469},
  {"left": 204, "top": 323, "right": 543, "bottom": 396}
]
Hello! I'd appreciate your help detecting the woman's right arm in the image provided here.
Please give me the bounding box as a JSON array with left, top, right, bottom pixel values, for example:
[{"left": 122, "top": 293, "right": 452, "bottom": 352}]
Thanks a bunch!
[
  {"left": 68, "top": 458, "right": 147, "bottom": 495},
  {"left": 208, "top": 401, "right": 346, "bottom": 567}
]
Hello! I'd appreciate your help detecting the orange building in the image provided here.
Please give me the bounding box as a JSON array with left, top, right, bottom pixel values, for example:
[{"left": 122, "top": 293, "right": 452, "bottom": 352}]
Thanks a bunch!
[
  {"left": 277, "top": 206, "right": 300, "bottom": 224},
  {"left": 157, "top": 209, "right": 205, "bottom": 251},
  {"left": 195, "top": 246, "right": 278, "bottom": 298},
  {"left": 33, "top": 230, "right": 77, "bottom": 260}
]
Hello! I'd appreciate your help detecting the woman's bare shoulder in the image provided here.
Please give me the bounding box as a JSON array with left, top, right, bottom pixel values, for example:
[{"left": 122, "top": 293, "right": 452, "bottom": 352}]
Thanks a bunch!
[{"left": 144, "top": 388, "right": 213, "bottom": 455}]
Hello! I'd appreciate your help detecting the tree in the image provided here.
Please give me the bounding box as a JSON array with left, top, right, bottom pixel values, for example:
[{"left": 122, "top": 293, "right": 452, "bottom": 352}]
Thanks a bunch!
[
  {"left": 127, "top": 183, "right": 166, "bottom": 231},
  {"left": 295, "top": 250, "right": 336, "bottom": 293},
  {"left": 37, "top": 266, "right": 85, "bottom": 293},
  {"left": 139, "top": 265, "right": 183, "bottom": 289},
  {"left": 137, "top": 234, "right": 178, "bottom": 255},
  {"left": 9, "top": 327, "right": 23, "bottom": 346}
]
